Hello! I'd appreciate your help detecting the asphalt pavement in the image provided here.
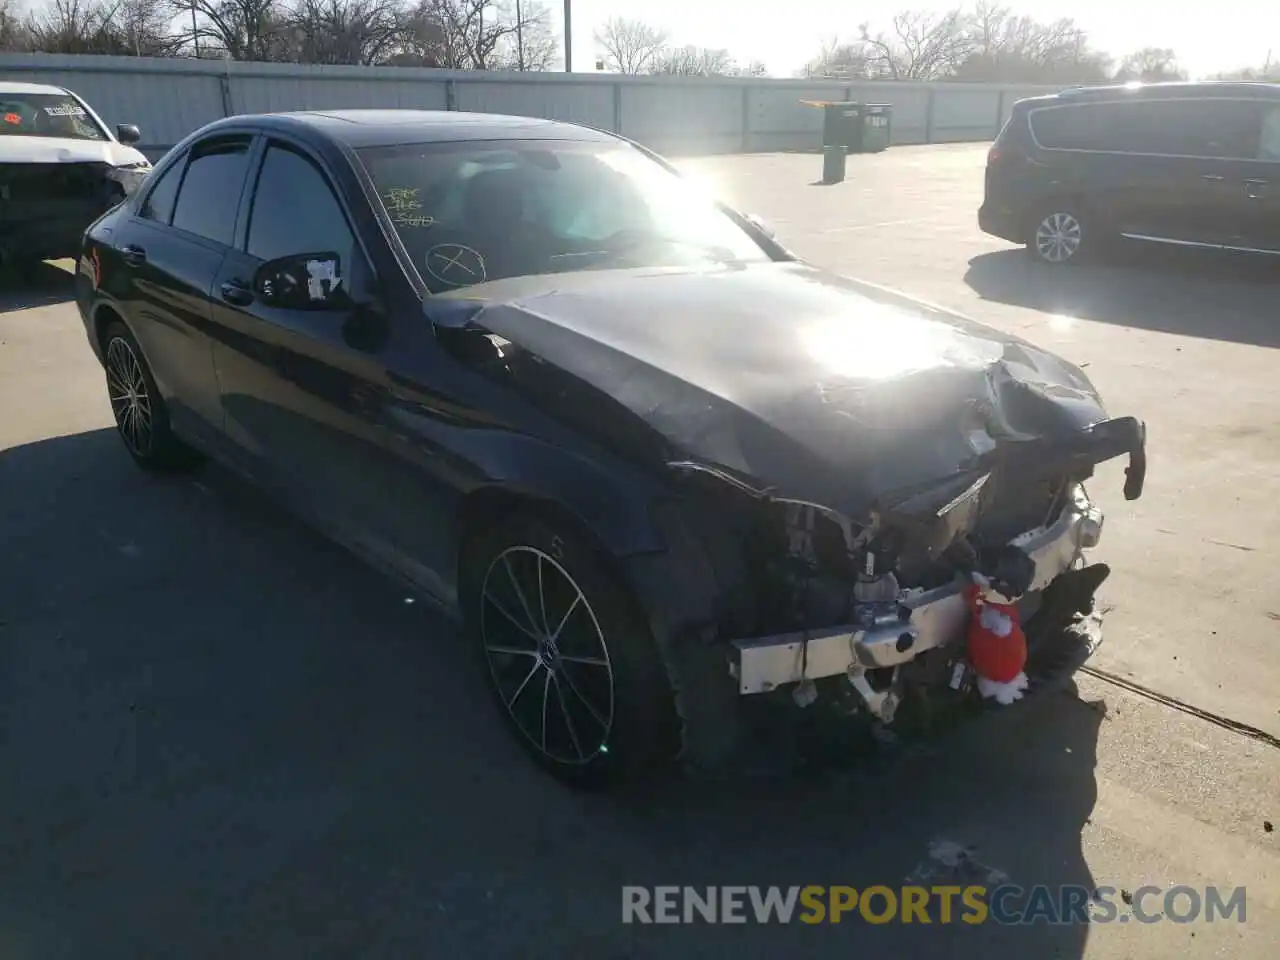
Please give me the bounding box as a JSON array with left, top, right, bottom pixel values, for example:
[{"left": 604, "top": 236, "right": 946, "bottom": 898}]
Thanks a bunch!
[{"left": 1, "top": 146, "right": 1277, "bottom": 959}]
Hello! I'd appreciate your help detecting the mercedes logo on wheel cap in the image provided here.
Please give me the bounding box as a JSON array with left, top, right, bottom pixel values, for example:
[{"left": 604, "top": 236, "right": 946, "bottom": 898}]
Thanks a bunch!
[{"left": 425, "top": 243, "right": 487, "bottom": 286}]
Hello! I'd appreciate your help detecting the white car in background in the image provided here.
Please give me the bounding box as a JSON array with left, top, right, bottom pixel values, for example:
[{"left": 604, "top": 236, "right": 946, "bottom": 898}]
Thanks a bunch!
[{"left": 0, "top": 80, "right": 152, "bottom": 269}]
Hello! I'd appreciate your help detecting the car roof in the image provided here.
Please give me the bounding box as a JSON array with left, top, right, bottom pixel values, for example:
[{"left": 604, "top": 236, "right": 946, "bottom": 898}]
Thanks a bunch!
[
  {"left": 208, "top": 109, "right": 619, "bottom": 150},
  {"left": 1018, "top": 80, "right": 1280, "bottom": 108},
  {"left": 0, "top": 81, "right": 69, "bottom": 96}
]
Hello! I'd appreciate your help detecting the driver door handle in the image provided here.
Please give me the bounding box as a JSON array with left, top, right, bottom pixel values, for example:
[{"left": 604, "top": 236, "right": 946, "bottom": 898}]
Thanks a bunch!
[
  {"left": 220, "top": 279, "right": 254, "bottom": 306},
  {"left": 1200, "top": 173, "right": 1225, "bottom": 182},
  {"left": 119, "top": 244, "right": 146, "bottom": 267}
]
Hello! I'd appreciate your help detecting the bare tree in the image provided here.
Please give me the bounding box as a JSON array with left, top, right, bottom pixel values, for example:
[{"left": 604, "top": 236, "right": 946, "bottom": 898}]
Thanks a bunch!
[
  {"left": 1209, "top": 61, "right": 1280, "bottom": 81},
  {"left": 173, "top": 0, "right": 290, "bottom": 61},
  {"left": 594, "top": 16, "right": 665, "bottom": 74},
  {"left": 25, "top": 0, "right": 176, "bottom": 54},
  {"left": 396, "top": 0, "right": 534, "bottom": 69},
  {"left": 952, "top": 3, "right": 1111, "bottom": 83},
  {"left": 1, "top": 0, "right": 30, "bottom": 49},
  {"left": 490, "top": 0, "right": 557, "bottom": 70},
  {"left": 115, "top": 0, "right": 184, "bottom": 55},
  {"left": 803, "top": 36, "right": 874, "bottom": 79},
  {"left": 858, "top": 8, "right": 976, "bottom": 80},
  {"left": 282, "top": 0, "right": 403, "bottom": 64},
  {"left": 24, "top": 0, "right": 110, "bottom": 52},
  {"left": 807, "top": 5, "right": 1111, "bottom": 84},
  {"left": 1115, "top": 46, "right": 1186, "bottom": 82},
  {"left": 650, "top": 43, "right": 735, "bottom": 76}
]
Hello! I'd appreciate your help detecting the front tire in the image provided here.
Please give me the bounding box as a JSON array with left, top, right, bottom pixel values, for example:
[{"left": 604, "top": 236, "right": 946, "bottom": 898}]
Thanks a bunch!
[
  {"left": 101, "top": 321, "right": 201, "bottom": 472},
  {"left": 1027, "top": 205, "right": 1090, "bottom": 265},
  {"left": 461, "top": 512, "right": 681, "bottom": 787}
]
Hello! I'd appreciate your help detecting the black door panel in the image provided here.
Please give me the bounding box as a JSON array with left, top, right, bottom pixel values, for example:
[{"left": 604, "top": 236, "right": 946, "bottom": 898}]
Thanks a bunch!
[
  {"left": 114, "top": 214, "right": 225, "bottom": 439},
  {"left": 207, "top": 139, "right": 457, "bottom": 600}
]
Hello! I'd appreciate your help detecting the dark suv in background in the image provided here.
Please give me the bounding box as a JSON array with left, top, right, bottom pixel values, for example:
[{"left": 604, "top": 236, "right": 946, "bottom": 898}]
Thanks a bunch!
[{"left": 979, "top": 81, "right": 1280, "bottom": 264}]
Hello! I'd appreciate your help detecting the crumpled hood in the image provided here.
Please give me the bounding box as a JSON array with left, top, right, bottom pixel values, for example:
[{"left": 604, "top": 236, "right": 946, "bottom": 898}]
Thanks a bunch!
[
  {"left": 429, "top": 261, "right": 1113, "bottom": 518},
  {"left": 0, "top": 135, "right": 146, "bottom": 167}
]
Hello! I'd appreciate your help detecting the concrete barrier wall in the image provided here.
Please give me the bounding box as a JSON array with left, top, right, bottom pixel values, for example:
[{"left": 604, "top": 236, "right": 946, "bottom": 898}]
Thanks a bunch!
[{"left": 0, "top": 53, "right": 1061, "bottom": 161}]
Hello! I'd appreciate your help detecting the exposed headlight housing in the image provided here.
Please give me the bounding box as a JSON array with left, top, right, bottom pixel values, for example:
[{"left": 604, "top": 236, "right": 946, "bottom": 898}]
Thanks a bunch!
[{"left": 104, "top": 160, "right": 153, "bottom": 195}]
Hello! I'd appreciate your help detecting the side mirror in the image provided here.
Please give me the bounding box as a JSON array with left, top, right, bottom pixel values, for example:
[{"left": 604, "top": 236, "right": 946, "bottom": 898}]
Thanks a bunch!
[
  {"left": 745, "top": 212, "right": 776, "bottom": 240},
  {"left": 253, "top": 251, "right": 352, "bottom": 311},
  {"left": 116, "top": 123, "right": 141, "bottom": 144}
]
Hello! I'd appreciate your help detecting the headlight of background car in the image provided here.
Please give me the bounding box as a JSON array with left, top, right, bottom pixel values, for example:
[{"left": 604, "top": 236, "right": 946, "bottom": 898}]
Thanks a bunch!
[{"left": 105, "top": 161, "right": 153, "bottom": 196}]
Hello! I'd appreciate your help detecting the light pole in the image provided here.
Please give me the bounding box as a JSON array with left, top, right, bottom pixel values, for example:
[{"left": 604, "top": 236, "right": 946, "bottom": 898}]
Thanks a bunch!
[
  {"left": 516, "top": 0, "right": 525, "bottom": 70},
  {"left": 563, "top": 0, "right": 572, "bottom": 72}
]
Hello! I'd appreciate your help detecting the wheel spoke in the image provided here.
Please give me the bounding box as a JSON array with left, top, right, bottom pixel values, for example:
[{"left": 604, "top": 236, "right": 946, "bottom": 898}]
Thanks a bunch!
[
  {"left": 556, "top": 660, "right": 608, "bottom": 729},
  {"left": 550, "top": 672, "right": 587, "bottom": 761},
  {"left": 536, "top": 554, "right": 549, "bottom": 635},
  {"left": 486, "top": 643, "right": 538, "bottom": 658},
  {"left": 549, "top": 592, "right": 581, "bottom": 644},
  {"left": 483, "top": 590, "right": 543, "bottom": 644},
  {"left": 539, "top": 668, "right": 552, "bottom": 752},
  {"left": 503, "top": 554, "right": 542, "bottom": 638},
  {"left": 504, "top": 659, "right": 543, "bottom": 709},
  {"left": 558, "top": 653, "right": 608, "bottom": 667}
]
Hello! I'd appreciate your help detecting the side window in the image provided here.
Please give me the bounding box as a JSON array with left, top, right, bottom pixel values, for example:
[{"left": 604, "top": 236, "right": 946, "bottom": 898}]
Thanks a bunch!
[
  {"left": 171, "top": 139, "right": 251, "bottom": 246},
  {"left": 1029, "top": 105, "right": 1099, "bottom": 150},
  {"left": 1260, "top": 107, "right": 1280, "bottom": 161},
  {"left": 1031, "top": 100, "right": 1262, "bottom": 158},
  {"left": 1136, "top": 100, "right": 1260, "bottom": 159},
  {"left": 246, "top": 143, "right": 355, "bottom": 271},
  {"left": 138, "top": 157, "right": 182, "bottom": 224}
]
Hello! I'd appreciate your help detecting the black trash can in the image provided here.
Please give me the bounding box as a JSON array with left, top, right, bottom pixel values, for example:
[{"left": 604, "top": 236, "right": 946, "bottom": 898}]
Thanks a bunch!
[
  {"left": 821, "top": 102, "right": 862, "bottom": 150},
  {"left": 815, "top": 101, "right": 894, "bottom": 153},
  {"left": 855, "top": 103, "right": 892, "bottom": 153},
  {"left": 822, "top": 144, "right": 847, "bottom": 184}
]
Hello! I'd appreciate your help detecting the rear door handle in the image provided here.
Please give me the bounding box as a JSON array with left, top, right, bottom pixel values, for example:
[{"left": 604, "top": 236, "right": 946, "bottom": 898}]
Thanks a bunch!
[
  {"left": 1200, "top": 174, "right": 1225, "bottom": 182},
  {"left": 119, "top": 244, "right": 146, "bottom": 266},
  {"left": 220, "top": 279, "right": 254, "bottom": 306},
  {"left": 1244, "top": 178, "right": 1268, "bottom": 185}
]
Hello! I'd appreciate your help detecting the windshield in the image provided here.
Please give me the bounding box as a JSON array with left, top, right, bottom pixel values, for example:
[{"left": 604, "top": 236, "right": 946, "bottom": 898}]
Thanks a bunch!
[
  {"left": 0, "top": 92, "right": 106, "bottom": 141},
  {"left": 357, "top": 139, "right": 770, "bottom": 293}
]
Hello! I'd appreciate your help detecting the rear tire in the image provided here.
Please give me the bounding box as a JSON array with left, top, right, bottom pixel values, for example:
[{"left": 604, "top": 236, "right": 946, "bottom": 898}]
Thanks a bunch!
[
  {"left": 101, "top": 321, "right": 202, "bottom": 472},
  {"left": 1026, "top": 204, "right": 1092, "bottom": 265},
  {"left": 461, "top": 511, "right": 681, "bottom": 788}
]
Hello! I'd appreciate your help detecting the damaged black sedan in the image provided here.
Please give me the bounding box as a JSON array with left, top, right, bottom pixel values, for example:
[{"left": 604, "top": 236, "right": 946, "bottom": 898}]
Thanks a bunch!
[{"left": 76, "top": 110, "right": 1146, "bottom": 785}]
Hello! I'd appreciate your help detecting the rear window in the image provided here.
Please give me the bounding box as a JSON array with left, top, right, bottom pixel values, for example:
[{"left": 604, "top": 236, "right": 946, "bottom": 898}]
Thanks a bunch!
[
  {"left": 0, "top": 92, "right": 106, "bottom": 141},
  {"left": 1030, "top": 99, "right": 1261, "bottom": 159}
]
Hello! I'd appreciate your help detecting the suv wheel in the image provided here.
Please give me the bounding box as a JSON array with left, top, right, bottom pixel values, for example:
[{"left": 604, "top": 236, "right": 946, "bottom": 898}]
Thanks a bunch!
[{"left": 1029, "top": 207, "right": 1087, "bottom": 265}]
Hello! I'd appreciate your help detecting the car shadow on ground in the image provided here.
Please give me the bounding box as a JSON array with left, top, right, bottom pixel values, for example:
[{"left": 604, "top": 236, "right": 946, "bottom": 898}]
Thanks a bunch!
[
  {"left": 1, "top": 427, "right": 1103, "bottom": 960},
  {"left": 0, "top": 260, "right": 77, "bottom": 313},
  {"left": 965, "top": 246, "right": 1280, "bottom": 349}
]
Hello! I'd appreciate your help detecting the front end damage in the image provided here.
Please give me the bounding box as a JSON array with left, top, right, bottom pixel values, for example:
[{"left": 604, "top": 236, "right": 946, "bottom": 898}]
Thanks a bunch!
[
  {"left": 728, "top": 483, "right": 1105, "bottom": 718},
  {"left": 642, "top": 415, "right": 1144, "bottom": 767},
  {"left": 424, "top": 263, "right": 1148, "bottom": 771},
  {"left": 0, "top": 161, "right": 140, "bottom": 265}
]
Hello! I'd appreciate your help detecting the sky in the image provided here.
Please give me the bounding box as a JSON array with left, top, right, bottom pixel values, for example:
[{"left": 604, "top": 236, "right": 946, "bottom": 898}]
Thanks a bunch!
[{"left": 554, "top": 0, "right": 1279, "bottom": 78}]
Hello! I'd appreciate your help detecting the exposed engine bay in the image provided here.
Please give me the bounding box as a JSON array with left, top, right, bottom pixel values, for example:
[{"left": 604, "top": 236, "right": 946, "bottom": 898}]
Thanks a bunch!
[
  {"left": 661, "top": 452, "right": 1127, "bottom": 727},
  {"left": 0, "top": 162, "right": 135, "bottom": 265}
]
